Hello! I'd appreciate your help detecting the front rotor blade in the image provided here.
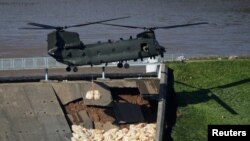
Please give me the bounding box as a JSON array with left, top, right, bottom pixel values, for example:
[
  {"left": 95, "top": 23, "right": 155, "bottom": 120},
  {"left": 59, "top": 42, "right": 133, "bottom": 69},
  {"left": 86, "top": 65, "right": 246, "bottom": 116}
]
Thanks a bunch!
[
  {"left": 19, "top": 27, "right": 55, "bottom": 30},
  {"left": 67, "top": 16, "right": 130, "bottom": 28},
  {"left": 27, "top": 22, "right": 58, "bottom": 29},
  {"left": 99, "top": 23, "right": 145, "bottom": 29},
  {"left": 153, "top": 22, "right": 208, "bottom": 30}
]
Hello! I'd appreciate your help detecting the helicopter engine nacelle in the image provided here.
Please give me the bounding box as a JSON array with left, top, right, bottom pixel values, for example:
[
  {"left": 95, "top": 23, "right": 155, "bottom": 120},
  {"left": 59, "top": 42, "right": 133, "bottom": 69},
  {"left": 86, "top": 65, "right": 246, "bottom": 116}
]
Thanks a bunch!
[
  {"left": 47, "top": 31, "right": 84, "bottom": 58},
  {"left": 47, "top": 30, "right": 83, "bottom": 50}
]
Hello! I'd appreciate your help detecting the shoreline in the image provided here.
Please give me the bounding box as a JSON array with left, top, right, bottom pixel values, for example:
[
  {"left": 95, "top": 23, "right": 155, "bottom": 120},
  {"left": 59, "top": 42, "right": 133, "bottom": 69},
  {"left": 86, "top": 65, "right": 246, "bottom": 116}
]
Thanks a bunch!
[{"left": 0, "top": 46, "right": 249, "bottom": 59}]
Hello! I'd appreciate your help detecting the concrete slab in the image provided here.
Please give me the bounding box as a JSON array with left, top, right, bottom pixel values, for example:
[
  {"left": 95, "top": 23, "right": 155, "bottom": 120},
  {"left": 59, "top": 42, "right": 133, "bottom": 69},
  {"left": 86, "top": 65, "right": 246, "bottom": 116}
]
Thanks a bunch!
[
  {"left": 134, "top": 79, "right": 160, "bottom": 96},
  {"left": 52, "top": 83, "right": 82, "bottom": 105},
  {"left": 0, "top": 83, "right": 71, "bottom": 141},
  {"left": 0, "top": 77, "right": 162, "bottom": 140},
  {"left": 66, "top": 114, "right": 74, "bottom": 125},
  {"left": 99, "top": 79, "right": 137, "bottom": 88},
  {"left": 78, "top": 110, "right": 93, "bottom": 129},
  {"left": 155, "top": 64, "right": 168, "bottom": 141}
]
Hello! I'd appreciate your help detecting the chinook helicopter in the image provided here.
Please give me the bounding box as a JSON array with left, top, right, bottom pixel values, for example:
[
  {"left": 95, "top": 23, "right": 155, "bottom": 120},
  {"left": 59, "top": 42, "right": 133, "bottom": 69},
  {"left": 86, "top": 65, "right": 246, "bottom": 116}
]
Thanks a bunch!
[{"left": 22, "top": 17, "right": 207, "bottom": 72}]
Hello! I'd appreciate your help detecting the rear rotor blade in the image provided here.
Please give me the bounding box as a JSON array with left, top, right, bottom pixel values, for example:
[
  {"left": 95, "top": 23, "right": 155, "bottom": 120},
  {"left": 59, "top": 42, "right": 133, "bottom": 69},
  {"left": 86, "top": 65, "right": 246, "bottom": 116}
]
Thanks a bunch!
[
  {"left": 21, "top": 16, "right": 130, "bottom": 30},
  {"left": 209, "top": 78, "right": 250, "bottom": 89},
  {"left": 66, "top": 16, "right": 130, "bottom": 28},
  {"left": 99, "top": 23, "right": 145, "bottom": 29},
  {"left": 153, "top": 22, "right": 208, "bottom": 30},
  {"left": 99, "top": 22, "right": 208, "bottom": 30},
  {"left": 175, "top": 81, "right": 198, "bottom": 89}
]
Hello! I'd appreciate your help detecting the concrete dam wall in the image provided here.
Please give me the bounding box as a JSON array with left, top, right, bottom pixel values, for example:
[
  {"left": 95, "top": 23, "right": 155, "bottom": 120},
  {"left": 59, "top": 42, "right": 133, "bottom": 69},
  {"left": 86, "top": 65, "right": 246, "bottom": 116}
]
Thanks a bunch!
[{"left": 0, "top": 78, "right": 162, "bottom": 141}]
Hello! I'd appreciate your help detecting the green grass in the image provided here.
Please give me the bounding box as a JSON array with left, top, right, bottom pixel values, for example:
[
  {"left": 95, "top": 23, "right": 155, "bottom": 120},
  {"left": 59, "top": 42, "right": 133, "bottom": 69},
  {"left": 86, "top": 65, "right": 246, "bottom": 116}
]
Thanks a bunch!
[{"left": 168, "top": 59, "right": 250, "bottom": 141}]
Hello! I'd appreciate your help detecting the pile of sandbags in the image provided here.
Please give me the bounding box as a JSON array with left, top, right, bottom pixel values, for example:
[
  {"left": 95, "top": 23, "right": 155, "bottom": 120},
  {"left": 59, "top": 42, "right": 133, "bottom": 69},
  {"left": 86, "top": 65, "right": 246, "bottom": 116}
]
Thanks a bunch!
[{"left": 71, "top": 123, "right": 156, "bottom": 141}]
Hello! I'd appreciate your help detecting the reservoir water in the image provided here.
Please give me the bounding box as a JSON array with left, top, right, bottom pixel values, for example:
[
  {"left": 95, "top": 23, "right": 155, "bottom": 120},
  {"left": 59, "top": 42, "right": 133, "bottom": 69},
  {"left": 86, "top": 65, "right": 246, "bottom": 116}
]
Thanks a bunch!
[{"left": 0, "top": 0, "right": 250, "bottom": 58}]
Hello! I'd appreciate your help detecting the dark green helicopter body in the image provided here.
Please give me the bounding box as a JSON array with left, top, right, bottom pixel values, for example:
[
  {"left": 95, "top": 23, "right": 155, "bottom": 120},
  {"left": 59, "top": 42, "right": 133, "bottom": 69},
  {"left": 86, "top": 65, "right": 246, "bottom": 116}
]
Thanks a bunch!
[
  {"left": 47, "top": 30, "right": 163, "bottom": 68},
  {"left": 22, "top": 17, "right": 207, "bottom": 72}
]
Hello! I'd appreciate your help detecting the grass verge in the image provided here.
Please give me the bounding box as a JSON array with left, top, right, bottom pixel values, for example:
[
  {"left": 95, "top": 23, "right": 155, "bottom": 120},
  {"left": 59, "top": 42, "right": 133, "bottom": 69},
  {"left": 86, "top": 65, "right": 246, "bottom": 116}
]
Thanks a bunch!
[{"left": 168, "top": 59, "right": 250, "bottom": 141}]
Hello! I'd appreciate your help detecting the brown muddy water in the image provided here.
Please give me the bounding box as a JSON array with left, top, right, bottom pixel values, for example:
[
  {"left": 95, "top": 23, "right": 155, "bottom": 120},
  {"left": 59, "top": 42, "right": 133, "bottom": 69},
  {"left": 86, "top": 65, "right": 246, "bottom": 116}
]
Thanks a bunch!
[{"left": 0, "top": 0, "right": 250, "bottom": 58}]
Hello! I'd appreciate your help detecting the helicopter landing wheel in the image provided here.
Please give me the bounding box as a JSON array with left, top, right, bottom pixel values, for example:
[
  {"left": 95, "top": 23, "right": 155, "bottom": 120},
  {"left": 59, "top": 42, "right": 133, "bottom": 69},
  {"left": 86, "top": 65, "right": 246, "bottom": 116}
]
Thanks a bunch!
[
  {"left": 73, "top": 67, "right": 78, "bottom": 72},
  {"left": 66, "top": 66, "right": 71, "bottom": 72},
  {"left": 124, "top": 63, "right": 130, "bottom": 69},
  {"left": 117, "top": 62, "right": 123, "bottom": 68}
]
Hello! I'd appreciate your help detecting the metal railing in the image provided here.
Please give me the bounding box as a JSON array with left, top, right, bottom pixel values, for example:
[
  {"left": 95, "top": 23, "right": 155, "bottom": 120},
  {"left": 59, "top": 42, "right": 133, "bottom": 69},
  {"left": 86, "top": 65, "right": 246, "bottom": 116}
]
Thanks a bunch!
[
  {"left": 0, "top": 57, "right": 62, "bottom": 70},
  {"left": 0, "top": 53, "right": 185, "bottom": 70}
]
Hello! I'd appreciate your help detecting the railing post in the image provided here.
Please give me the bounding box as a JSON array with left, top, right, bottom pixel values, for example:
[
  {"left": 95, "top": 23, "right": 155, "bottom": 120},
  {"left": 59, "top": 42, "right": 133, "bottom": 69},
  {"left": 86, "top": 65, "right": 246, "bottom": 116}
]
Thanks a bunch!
[
  {"left": 45, "top": 68, "right": 48, "bottom": 81},
  {"left": 44, "top": 57, "right": 49, "bottom": 81},
  {"left": 101, "top": 66, "right": 105, "bottom": 79}
]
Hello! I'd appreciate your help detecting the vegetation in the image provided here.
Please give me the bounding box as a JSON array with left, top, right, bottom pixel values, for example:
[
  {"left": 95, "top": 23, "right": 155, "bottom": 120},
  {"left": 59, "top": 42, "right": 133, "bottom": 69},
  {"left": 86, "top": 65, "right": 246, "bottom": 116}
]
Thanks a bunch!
[{"left": 168, "top": 59, "right": 250, "bottom": 141}]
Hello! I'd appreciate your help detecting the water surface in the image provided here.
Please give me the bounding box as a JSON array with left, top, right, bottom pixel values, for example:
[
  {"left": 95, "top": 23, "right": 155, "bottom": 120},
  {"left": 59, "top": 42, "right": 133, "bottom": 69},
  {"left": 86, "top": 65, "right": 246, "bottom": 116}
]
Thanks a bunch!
[{"left": 0, "top": 0, "right": 250, "bottom": 57}]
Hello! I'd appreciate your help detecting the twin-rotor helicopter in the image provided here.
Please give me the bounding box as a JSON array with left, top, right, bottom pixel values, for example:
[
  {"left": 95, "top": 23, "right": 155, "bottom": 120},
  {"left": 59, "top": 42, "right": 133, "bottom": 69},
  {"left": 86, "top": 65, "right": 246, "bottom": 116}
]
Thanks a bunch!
[{"left": 22, "top": 16, "right": 207, "bottom": 72}]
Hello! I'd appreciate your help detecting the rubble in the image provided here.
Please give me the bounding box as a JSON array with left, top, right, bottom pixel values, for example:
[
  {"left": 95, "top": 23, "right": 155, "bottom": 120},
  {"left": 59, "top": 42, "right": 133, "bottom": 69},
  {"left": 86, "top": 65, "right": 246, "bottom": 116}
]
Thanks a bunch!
[
  {"left": 71, "top": 123, "right": 156, "bottom": 141},
  {"left": 65, "top": 87, "right": 158, "bottom": 141}
]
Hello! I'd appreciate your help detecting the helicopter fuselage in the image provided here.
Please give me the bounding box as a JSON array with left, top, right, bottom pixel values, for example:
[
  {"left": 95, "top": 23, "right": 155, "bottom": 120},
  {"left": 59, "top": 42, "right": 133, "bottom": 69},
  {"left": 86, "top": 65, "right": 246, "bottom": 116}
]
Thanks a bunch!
[{"left": 47, "top": 30, "right": 165, "bottom": 68}]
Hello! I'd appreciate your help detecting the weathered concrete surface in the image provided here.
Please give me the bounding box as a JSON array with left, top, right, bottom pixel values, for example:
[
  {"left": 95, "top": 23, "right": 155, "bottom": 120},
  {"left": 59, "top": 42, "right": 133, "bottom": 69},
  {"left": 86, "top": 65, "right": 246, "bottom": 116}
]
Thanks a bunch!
[
  {"left": 98, "top": 79, "right": 138, "bottom": 88},
  {"left": 52, "top": 82, "right": 83, "bottom": 105},
  {"left": 133, "top": 79, "right": 160, "bottom": 96},
  {"left": 155, "top": 64, "right": 168, "bottom": 141},
  {"left": 0, "top": 83, "right": 71, "bottom": 141},
  {"left": 0, "top": 78, "right": 162, "bottom": 140},
  {"left": 78, "top": 110, "right": 93, "bottom": 129},
  {"left": 52, "top": 81, "right": 113, "bottom": 106}
]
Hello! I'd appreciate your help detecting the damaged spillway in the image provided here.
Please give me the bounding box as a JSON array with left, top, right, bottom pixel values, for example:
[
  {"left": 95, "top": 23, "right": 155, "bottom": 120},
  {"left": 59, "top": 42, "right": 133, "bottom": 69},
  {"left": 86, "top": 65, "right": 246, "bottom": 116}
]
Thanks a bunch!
[{"left": 0, "top": 65, "right": 173, "bottom": 141}]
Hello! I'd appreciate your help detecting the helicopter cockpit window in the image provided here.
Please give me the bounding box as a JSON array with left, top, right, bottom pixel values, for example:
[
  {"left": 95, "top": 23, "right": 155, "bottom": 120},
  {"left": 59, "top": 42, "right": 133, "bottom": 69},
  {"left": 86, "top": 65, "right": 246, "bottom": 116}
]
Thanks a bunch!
[{"left": 141, "top": 43, "right": 149, "bottom": 52}]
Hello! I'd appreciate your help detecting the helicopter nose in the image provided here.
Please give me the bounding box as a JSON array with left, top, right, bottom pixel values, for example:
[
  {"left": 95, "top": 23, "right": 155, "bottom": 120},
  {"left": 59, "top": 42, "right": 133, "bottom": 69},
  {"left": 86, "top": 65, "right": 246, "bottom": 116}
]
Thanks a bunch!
[
  {"left": 48, "top": 49, "right": 55, "bottom": 56},
  {"left": 48, "top": 48, "right": 59, "bottom": 58}
]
